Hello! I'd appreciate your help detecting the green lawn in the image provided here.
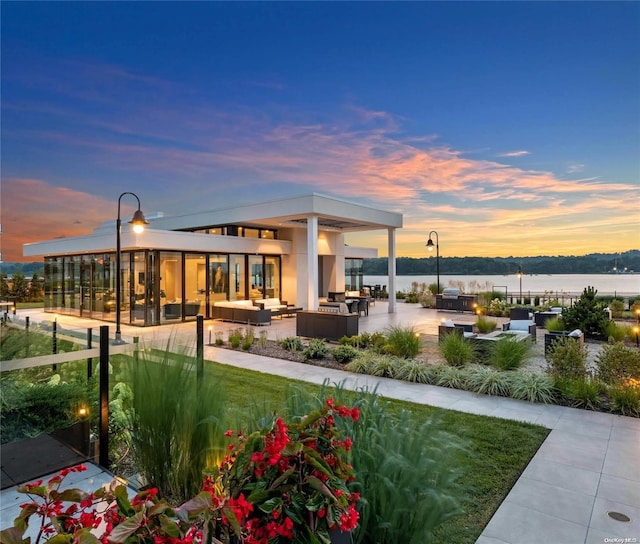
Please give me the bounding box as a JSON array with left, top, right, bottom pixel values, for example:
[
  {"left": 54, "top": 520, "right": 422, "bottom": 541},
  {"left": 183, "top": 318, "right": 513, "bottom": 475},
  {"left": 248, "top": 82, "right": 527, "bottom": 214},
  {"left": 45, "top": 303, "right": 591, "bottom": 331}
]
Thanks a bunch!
[{"left": 203, "top": 360, "right": 549, "bottom": 543}]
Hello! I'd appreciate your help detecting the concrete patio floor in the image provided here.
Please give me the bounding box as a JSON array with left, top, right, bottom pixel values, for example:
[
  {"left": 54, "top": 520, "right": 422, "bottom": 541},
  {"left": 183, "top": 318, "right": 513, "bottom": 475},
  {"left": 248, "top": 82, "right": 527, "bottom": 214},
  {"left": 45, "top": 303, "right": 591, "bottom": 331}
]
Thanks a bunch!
[{"left": 3, "top": 303, "right": 639, "bottom": 543}]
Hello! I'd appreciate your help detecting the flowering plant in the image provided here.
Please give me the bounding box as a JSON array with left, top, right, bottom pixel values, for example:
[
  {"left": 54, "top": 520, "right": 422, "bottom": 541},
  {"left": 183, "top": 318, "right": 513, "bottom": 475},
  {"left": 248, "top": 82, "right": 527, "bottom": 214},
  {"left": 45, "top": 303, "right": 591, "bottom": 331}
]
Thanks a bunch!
[
  {"left": 0, "top": 464, "right": 232, "bottom": 544},
  {"left": 208, "top": 398, "right": 360, "bottom": 543},
  {"left": 1, "top": 400, "right": 360, "bottom": 544}
]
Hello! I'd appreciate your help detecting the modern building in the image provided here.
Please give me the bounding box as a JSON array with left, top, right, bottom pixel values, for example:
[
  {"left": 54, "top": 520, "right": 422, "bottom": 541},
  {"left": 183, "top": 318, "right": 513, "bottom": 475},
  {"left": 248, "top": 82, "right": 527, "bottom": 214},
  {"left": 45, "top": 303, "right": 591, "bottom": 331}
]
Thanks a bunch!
[{"left": 23, "top": 194, "right": 403, "bottom": 327}]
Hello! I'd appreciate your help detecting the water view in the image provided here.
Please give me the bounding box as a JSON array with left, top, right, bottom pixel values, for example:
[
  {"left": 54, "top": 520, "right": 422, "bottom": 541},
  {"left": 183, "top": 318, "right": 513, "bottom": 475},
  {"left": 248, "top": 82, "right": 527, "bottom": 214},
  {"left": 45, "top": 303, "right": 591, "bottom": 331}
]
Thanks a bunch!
[{"left": 365, "top": 274, "right": 640, "bottom": 297}]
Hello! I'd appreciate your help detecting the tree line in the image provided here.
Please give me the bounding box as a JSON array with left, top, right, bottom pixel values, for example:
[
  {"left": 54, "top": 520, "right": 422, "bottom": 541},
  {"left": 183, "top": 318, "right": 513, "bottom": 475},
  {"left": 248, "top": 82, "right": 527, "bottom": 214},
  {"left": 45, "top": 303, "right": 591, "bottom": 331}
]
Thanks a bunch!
[{"left": 364, "top": 250, "right": 640, "bottom": 276}]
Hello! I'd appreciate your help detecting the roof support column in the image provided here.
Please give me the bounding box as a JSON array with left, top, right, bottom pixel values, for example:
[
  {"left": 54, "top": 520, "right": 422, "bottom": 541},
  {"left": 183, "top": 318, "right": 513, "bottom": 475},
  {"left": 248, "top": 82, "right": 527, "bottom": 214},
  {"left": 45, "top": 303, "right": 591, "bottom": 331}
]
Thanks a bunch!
[
  {"left": 387, "top": 227, "right": 397, "bottom": 313},
  {"left": 307, "top": 215, "right": 319, "bottom": 310}
]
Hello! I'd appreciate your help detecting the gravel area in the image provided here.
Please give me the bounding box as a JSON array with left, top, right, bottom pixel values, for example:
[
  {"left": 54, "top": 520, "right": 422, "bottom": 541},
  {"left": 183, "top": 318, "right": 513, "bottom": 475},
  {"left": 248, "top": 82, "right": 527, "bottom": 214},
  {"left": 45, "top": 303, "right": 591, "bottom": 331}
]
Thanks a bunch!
[{"left": 219, "top": 332, "right": 609, "bottom": 375}]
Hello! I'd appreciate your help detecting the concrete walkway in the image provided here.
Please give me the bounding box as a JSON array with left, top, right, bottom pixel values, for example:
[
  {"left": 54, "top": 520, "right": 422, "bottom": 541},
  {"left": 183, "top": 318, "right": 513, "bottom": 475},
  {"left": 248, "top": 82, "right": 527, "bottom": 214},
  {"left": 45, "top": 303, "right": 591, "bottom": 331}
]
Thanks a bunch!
[{"left": 3, "top": 305, "right": 639, "bottom": 543}]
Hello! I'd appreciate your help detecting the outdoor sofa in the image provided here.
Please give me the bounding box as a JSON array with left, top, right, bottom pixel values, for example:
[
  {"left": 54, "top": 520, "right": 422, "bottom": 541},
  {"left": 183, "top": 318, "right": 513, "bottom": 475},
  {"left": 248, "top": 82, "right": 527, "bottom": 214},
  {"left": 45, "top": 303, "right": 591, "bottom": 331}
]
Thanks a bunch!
[{"left": 212, "top": 300, "right": 271, "bottom": 325}]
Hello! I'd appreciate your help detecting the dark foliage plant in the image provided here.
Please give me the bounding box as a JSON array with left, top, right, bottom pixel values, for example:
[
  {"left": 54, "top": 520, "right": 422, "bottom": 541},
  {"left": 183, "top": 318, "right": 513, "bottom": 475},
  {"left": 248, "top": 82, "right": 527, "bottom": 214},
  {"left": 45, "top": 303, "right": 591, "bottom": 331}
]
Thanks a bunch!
[{"left": 561, "top": 286, "right": 610, "bottom": 339}]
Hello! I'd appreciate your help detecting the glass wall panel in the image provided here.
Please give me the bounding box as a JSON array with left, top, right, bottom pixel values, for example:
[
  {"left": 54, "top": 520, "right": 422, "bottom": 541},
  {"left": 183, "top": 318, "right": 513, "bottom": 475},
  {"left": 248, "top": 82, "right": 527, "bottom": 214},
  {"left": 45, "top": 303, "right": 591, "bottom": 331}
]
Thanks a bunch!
[
  {"left": 229, "top": 255, "right": 245, "bottom": 301},
  {"left": 264, "top": 256, "right": 280, "bottom": 299},
  {"left": 131, "top": 252, "right": 147, "bottom": 325},
  {"left": 160, "top": 252, "right": 183, "bottom": 322},
  {"left": 62, "top": 257, "right": 81, "bottom": 315},
  {"left": 146, "top": 252, "right": 160, "bottom": 325},
  {"left": 345, "top": 258, "right": 363, "bottom": 291},
  {"left": 248, "top": 255, "right": 263, "bottom": 299},
  {"left": 244, "top": 228, "right": 259, "bottom": 238},
  {"left": 44, "top": 257, "right": 63, "bottom": 311},
  {"left": 185, "top": 253, "right": 206, "bottom": 320},
  {"left": 92, "top": 254, "right": 111, "bottom": 319},
  {"left": 210, "top": 254, "right": 228, "bottom": 303}
]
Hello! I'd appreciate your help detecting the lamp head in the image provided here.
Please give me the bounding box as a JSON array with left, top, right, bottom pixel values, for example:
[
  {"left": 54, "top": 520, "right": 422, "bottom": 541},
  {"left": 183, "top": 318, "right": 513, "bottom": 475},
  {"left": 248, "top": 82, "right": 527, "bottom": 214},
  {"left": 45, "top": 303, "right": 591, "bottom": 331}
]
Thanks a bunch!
[
  {"left": 426, "top": 238, "right": 434, "bottom": 252},
  {"left": 129, "top": 209, "right": 148, "bottom": 234}
]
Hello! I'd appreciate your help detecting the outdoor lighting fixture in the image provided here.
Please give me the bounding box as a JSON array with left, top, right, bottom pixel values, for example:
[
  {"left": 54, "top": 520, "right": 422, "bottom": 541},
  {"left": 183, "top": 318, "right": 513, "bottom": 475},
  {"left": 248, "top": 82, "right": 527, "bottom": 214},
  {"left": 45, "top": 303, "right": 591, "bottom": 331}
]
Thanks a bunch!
[
  {"left": 636, "top": 308, "right": 640, "bottom": 325},
  {"left": 517, "top": 266, "right": 523, "bottom": 304},
  {"left": 78, "top": 407, "right": 88, "bottom": 418},
  {"left": 116, "top": 192, "right": 148, "bottom": 344},
  {"left": 634, "top": 326, "right": 639, "bottom": 348},
  {"left": 426, "top": 231, "right": 440, "bottom": 295}
]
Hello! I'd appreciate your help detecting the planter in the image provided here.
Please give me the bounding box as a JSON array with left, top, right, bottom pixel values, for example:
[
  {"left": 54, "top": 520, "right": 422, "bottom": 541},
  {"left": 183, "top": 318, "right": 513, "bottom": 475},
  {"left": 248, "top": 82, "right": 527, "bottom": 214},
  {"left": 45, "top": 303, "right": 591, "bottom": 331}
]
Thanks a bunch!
[
  {"left": 544, "top": 330, "right": 584, "bottom": 356},
  {"left": 329, "top": 528, "right": 352, "bottom": 544}
]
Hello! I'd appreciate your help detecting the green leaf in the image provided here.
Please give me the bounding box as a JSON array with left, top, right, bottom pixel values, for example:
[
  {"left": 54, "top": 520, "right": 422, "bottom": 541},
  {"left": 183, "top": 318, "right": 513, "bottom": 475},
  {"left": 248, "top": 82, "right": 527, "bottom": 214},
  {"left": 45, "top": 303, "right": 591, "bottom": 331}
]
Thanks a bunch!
[
  {"left": 44, "top": 535, "right": 72, "bottom": 544},
  {"left": 74, "top": 529, "right": 102, "bottom": 544},
  {"left": 113, "top": 485, "right": 134, "bottom": 517},
  {"left": 176, "top": 491, "right": 212, "bottom": 521},
  {"left": 258, "top": 497, "right": 283, "bottom": 514},
  {"left": 52, "top": 488, "right": 89, "bottom": 503},
  {"left": 268, "top": 467, "right": 295, "bottom": 490},
  {"left": 159, "top": 514, "right": 181, "bottom": 538},
  {"left": 16, "top": 484, "right": 46, "bottom": 498},
  {"left": 106, "top": 511, "right": 146, "bottom": 543},
  {"left": 0, "top": 526, "right": 28, "bottom": 544},
  {"left": 305, "top": 475, "right": 336, "bottom": 501}
]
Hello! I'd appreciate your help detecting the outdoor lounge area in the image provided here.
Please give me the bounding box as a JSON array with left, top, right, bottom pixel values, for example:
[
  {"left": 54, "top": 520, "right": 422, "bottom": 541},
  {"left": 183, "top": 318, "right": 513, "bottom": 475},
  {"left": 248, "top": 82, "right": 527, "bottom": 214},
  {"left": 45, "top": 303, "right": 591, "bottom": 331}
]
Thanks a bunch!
[{"left": 2, "top": 302, "right": 638, "bottom": 544}]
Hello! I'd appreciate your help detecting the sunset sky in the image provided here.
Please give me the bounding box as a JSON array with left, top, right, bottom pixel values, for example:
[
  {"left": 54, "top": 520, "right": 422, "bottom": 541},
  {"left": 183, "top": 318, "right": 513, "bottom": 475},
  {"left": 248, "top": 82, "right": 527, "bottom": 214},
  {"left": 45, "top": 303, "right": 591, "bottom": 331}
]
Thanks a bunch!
[{"left": 2, "top": 1, "right": 639, "bottom": 262}]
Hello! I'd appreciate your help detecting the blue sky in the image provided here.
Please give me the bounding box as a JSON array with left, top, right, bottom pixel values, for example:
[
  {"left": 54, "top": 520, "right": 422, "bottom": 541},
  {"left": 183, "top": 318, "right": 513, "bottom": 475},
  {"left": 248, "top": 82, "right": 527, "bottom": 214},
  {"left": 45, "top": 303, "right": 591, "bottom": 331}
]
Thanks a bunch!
[{"left": 2, "top": 1, "right": 639, "bottom": 261}]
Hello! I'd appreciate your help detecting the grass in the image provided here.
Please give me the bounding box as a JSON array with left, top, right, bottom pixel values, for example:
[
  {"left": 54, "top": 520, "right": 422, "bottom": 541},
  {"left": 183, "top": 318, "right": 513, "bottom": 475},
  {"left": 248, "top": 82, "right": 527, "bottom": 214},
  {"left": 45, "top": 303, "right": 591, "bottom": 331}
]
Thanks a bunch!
[{"left": 201, "top": 359, "right": 549, "bottom": 543}]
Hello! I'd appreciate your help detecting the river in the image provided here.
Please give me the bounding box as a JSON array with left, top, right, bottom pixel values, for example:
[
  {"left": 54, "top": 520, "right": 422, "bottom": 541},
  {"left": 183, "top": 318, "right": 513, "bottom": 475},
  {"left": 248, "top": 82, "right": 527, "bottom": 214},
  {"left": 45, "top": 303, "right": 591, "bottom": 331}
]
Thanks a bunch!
[{"left": 364, "top": 274, "right": 640, "bottom": 297}]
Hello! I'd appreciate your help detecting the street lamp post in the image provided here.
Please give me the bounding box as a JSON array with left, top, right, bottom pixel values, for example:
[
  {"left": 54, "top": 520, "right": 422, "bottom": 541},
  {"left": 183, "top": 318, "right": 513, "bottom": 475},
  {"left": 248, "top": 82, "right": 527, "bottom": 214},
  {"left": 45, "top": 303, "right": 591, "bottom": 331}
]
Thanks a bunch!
[
  {"left": 517, "top": 266, "right": 523, "bottom": 304},
  {"left": 115, "top": 192, "right": 148, "bottom": 344},
  {"left": 426, "top": 231, "right": 440, "bottom": 294}
]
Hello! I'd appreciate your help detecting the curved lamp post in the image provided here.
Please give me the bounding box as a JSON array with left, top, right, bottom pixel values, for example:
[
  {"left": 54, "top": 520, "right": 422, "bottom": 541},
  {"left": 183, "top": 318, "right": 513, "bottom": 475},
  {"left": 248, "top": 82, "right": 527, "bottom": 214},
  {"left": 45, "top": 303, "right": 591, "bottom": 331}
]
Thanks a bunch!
[
  {"left": 517, "top": 265, "right": 523, "bottom": 304},
  {"left": 426, "top": 231, "right": 440, "bottom": 294},
  {"left": 115, "top": 192, "right": 148, "bottom": 344}
]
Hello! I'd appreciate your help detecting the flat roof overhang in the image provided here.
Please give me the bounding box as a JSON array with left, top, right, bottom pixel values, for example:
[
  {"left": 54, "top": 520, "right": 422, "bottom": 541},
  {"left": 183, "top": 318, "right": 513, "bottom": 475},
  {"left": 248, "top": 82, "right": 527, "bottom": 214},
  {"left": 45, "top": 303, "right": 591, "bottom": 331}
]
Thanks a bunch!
[
  {"left": 23, "top": 229, "right": 293, "bottom": 258},
  {"left": 145, "top": 193, "right": 403, "bottom": 233}
]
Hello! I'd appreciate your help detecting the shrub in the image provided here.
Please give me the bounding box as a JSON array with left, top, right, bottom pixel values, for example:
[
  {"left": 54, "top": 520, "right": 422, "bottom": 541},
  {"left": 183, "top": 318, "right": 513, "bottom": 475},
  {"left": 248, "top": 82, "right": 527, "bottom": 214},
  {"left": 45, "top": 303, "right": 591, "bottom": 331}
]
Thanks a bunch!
[
  {"left": 487, "top": 298, "right": 508, "bottom": 316},
  {"left": 507, "top": 372, "right": 555, "bottom": 404},
  {"left": 608, "top": 299, "right": 625, "bottom": 319},
  {"left": 393, "top": 359, "right": 433, "bottom": 383},
  {"left": 339, "top": 331, "right": 386, "bottom": 351},
  {"left": 241, "top": 327, "right": 254, "bottom": 350},
  {"left": 0, "top": 381, "right": 88, "bottom": 444},
  {"left": 464, "top": 365, "right": 511, "bottom": 397},
  {"left": 282, "top": 384, "right": 466, "bottom": 544},
  {"left": 544, "top": 316, "right": 565, "bottom": 332},
  {"left": 278, "top": 336, "right": 304, "bottom": 352},
  {"left": 383, "top": 324, "right": 421, "bottom": 358},
  {"left": 553, "top": 377, "right": 606, "bottom": 411},
  {"left": 491, "top": 337, "right": 531, "bottom": 371},
  {"left": 604, "top": 321, "right": 631, "bottom": 343},
  {"left": 608, "top": 381, "right": 640, "bottom": 417},
  {"left": 331, "top": 344, "right": 359, "bottom": 364},
  {"left": 595, "top": 342, "right": 640, "bottom": 385},
  {"left": 302, "top": 338, "right": 329, "bottom": 360},
  {"left": 545, "top": 336, "right": 588, "bottom": 380},
  {"left": 418, "top": 291, "right": 436, "bottom": 308},
  {"left": 258, "top": 329, "right": 269, "bottom": 348},
  {"left": 475, "top": 317, "right": 497, "bottom": 334},
  {"left": 127, "top": 343, "right": 228, "bottom": 503},
  {"left": 369, "top": 354, "right": 402, "bottom": 378},
  {"left": 561, "top": 286, "right": 610, "bottom": 339},
  {"left": 439, "top": 333, "right": 475, "bottom": 367},
  {"left": 228, "top": 328, "right": 243, "bottom": 348},
  {"left": 345, "top": 350, "right": 381, "bottom": 374},
  {"left": 436, "top": 366, "right": 466, "bottom": 389},
  {"left": 214, "top": 331, "right": 224, "bottom": 346}
]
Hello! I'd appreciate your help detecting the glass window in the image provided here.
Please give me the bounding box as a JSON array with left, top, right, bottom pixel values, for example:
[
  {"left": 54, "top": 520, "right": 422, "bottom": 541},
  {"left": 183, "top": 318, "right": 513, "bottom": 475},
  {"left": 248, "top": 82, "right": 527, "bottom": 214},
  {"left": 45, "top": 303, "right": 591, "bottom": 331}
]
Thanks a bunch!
[
  {"left": 160, "top": 252, "right": 183, "bottom": 322},
  {"left": 210, "top": 255, "right": 228, "bottom": 303},
  {"left": 248, "top": 255, "right": 263, "bottom": 299},
  {"left": 264, "top": 256, "right": 280, "bottom": 299},
  {"left": 345, "top": 258, "right": 364, "bottom": 291},
  {"left": 185, "top": 254, "right": 206, "bottom": 320},
  {"left": 229, "top": 255, "right": 245, "bottom": 301}
]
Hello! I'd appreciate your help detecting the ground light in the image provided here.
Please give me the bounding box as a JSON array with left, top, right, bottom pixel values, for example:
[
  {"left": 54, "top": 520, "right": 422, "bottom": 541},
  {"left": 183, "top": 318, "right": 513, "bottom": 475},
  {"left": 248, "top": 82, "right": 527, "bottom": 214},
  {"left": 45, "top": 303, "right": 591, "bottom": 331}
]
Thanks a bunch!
[{"left": 115, "top": 192, "right": 148, "bottom": 344}]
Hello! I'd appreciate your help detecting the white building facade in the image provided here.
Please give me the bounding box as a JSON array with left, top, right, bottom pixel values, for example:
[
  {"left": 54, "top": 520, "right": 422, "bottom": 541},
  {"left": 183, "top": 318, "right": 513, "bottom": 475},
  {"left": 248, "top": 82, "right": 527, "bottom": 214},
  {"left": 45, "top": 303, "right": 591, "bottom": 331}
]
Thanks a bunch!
[{"left": 23, "top": 194, "right": 403, "bottom": 327}]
